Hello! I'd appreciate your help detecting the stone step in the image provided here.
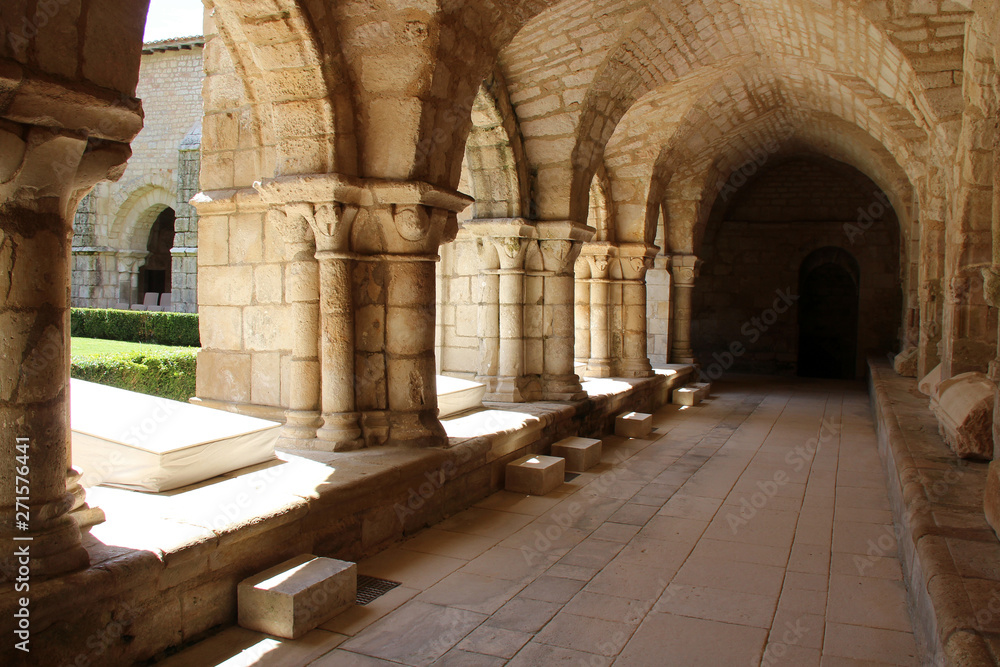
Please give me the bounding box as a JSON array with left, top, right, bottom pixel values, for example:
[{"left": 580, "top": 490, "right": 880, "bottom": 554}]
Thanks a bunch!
[
  {"left": 551, "top": 436, "right": 602, "bottom": 472},
  {"left": 616, "top": 411, "right": 653, "bottom": 439},
  {"left": 692, "top": 382, "right": 712, "bottom": 399},
  {"left": 506, "top": 454, "right": 566, "bottom": 495},
  {"left": 238, "top": 554, "right": 357, "bottom": 639}
]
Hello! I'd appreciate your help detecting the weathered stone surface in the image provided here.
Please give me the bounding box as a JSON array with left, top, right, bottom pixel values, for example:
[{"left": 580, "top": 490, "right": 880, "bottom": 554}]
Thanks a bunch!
[
  {"left": 931, "top": 372, "right": 996, "bottom": 460},
  {"left": 919, "top": 364, "right": 944, "bottom": 397},
  {"left": 238, "top": 554, "right": 356, "bottom": 639},
  {"left": 551, "top": 436, "right": 602, "bottom": 472},
  {"left": 894, "top": 347, "right": 919, "bottom": 378},
  {"left": 505, "top": 454, "right": 565, "bottom": 496},
  {"left": 616, "top": 412, "right": 653, "bottom": 439},
  {"left": 672, "top": 386, "right": 702, "bottom": 406}
]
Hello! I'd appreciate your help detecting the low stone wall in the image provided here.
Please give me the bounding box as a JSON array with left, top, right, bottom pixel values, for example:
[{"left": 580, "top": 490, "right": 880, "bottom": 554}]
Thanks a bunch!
[
  {"left": 0, "top": 371, "right": 685, "bottom": 665},
  {"left": 868, "top": 359, "right": 1000, "bottom": 666}
]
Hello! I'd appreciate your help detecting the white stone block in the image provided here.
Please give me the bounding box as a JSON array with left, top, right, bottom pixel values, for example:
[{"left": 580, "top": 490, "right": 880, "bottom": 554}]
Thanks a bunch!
[
  {"left": 673, "top": 386, "right": 701, "bottom": 406},
  {"left": 616, "top": 412, "right": 653, "bottom": 438},
  {"left": 692, "top": 382, "right": 712, "bottom": 399},
  {"left": 506, "top": 454, "right": 565, "bottom": 495},
  {"left": 551, "top": 437, "right": 602, "bottom": 472},
  {"left": 238, "top": 554, "right": 356, "bottom": 639}
]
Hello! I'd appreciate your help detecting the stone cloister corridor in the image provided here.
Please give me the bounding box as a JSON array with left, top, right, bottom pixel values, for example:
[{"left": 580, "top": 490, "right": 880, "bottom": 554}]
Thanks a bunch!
[
  {"left": 162, "top": 377, "right": 923, "bottom": 666},
  {"left": 5, "top": 0, "right": 1000, "bottom": 665}
]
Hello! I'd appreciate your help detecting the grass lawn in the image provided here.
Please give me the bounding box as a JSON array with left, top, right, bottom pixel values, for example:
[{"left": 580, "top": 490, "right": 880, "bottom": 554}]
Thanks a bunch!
[{"left": 71, "top": 337, "right": 198, "bottom": 358}]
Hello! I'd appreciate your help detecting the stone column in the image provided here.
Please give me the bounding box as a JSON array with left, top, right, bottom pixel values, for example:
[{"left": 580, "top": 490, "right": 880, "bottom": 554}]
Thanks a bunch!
[
  {"left": 580, "top": 245, "right": 614, "bottom": 378},
  {"left": 670, "top": 254, "right": 701, "bottom": 364},
  {"left": 1, "top": 127, "right": 132, "bottom": 580},
  {"left": 616, "top": 244, "right": 657, "bottom": 378},
  {"left": 116, "top": 250, "right": 145, "bottom": 305},
  {"left": 256, "top": 179, "right": 367, "bottom": 451},
  {"left": 355, "top": 181, "right": 473, "bottom": 447},
  {"left": 465, "top": 220, "right": 536, "bottom": 402},
  {"left": 574, "top": 256, "right": 591, "bottom": 367},
  {"left": 536, "top": 221, "right": 594, "bottom": 401}
]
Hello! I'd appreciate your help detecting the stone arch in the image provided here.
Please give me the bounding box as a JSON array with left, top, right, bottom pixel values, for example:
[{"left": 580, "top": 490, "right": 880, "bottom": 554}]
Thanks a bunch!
[
  {"left": 207, "top": 0, "right": 357, "bottom": 180},
  {"left": 565, "top": 0, "right": 933, "bottom": 227},
  {"left": 463, "top": 73, "right": 529, "bottom": 219},
  {"left": 110, "top": 182, "right": 178, "bottom": 252}
]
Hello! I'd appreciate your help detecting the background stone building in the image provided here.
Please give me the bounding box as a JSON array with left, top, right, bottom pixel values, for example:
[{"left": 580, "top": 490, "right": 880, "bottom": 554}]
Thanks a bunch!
[{"left": 71, "top": 36, "right": 203, "bottom": 312}]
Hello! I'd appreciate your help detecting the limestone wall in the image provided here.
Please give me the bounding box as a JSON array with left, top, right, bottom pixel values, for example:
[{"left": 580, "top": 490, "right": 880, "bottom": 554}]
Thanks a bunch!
[{"left": 72, "top": 39, "right": 204, "bottom": 312}]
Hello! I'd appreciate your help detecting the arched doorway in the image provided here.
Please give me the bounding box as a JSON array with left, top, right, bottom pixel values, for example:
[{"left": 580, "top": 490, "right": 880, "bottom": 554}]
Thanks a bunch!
[
  {"left": 797, "top": 247, "right": 860, "bottom": 379},
  {"left": 137, "top": 207, "right": 176, "bottom": 303}
]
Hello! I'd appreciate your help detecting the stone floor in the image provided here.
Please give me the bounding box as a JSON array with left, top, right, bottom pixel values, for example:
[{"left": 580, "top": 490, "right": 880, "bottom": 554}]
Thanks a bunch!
[{"left": 158, "top": 376, "right": 921, "bottom": 666}]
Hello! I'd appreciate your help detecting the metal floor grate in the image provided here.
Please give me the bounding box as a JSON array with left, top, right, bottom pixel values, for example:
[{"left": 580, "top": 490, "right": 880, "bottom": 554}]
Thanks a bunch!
[
  {"left": 356, "top": 575, "right": 402, "bottom": 606},
  {"left": 564, "top": 472, "right": 580, "bottom": 482}
]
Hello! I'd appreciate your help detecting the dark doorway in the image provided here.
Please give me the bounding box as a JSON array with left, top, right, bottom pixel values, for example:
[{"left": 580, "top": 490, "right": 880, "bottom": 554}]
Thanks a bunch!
[
  {"left": 797, "top": 248, "right": 860, "bottom": 379},
  {"left": 138, "top": 207, "right": 175, "bottom": 303}
]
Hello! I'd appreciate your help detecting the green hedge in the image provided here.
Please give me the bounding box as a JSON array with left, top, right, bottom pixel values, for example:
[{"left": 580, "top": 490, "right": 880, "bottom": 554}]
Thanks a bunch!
[
  {"left": 71, "top": 350, "right": 198, "bottom": 402},
  {"left": 71, "top": 308, "right": 200, "bottom": 347}
]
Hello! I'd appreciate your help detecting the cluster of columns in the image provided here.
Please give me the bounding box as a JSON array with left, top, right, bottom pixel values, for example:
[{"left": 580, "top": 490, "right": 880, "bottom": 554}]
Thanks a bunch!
[
  {"left": 465, "top": 219, "right": 592, "bottom": 402},
  {"left": 254, "top": 174, "right": 473, "bottom": 451},
  {"left": 574, "top": 243, "right": 659, "bottom": 378},
  {"left": 1, "top": 69, "right": 142, "bottom": 580}
]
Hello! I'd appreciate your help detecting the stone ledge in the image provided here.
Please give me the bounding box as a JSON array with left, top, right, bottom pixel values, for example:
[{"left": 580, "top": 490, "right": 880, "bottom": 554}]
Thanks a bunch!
[
  {"left": 0, "top": 369, "right": 687, "bottom": 665},
  {"left": 868, "top": 359, "right": 1000, "bottom": 666}
]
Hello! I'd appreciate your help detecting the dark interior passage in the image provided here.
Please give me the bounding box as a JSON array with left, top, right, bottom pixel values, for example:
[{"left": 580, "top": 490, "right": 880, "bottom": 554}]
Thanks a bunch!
[
  {"left": 691, "top": 155, "right": 902, "bottom": 378},
  {"left": 797, "top": 251, "right": 860, "bottom": 379},
  {"left": 138, "top": 207, "right": 176, "bottom": 301}
]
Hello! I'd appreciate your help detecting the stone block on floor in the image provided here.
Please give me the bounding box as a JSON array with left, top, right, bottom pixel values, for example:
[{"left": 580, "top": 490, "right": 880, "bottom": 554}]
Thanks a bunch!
[
  {"left": 506, "top": 454, "right": 566, "bottom": 496},
  {"left": 551, "top": 437, "right": 602, "bottom": 472},
  {"left": 673, "top": 386, "right": 702, "bottom": 406},
  {"left": 238, "top": 554, "right": 357, "bottom": 639},
  {"left": 692, "top": 382, "right": 711, "bottom": 399},
  {"left": 616, "top": 411, "right": 653, "bottom": 438}
]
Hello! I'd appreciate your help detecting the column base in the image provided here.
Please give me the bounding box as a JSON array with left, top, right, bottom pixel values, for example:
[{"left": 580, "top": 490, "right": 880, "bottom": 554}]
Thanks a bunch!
[
  {"left": 68, "top": 468, "right": 105, "bottom": 532},
  {"left": 671, "top": 349, "right": 696, "bottom": 365},
  {"left": 386, "top": 411, "right": 448, "bottom": 448},
  {"left": 585, "top": 359, "right": 613, "bottom": 378},
  {"left": 0, "top": 511, "right": 89, "bottom": 582},
  {"left": 485, "top": 376, "right": 541, "bottom": 403},
  {"left": 315, "top": 412, "right": 364, "bottom": 452},
  {"left": 617, "top": 358, "right": 653, "bottom": 378},
  {"left": 282, "top": 410, "right": 322, "bottom": 441},
  {"left": 541, "top": 374, "right": 587, "bottom": 401}
]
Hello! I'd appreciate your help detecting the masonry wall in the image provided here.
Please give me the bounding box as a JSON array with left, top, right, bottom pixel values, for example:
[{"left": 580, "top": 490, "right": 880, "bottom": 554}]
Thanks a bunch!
[
  {"left": 692, "top": 159, "right": 903, "bottom": 378},
  {"left": 72, "top": 42, "right": 204, "bottom": 311}
]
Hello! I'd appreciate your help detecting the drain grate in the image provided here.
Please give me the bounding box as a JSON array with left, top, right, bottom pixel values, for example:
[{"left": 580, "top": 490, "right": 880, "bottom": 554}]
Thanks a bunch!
[
  {"left": 356, "top": 575, "right": 402, "bottom": 606},
  {"left": 564, "top": 472, "right": 580, "bottom": 482}
]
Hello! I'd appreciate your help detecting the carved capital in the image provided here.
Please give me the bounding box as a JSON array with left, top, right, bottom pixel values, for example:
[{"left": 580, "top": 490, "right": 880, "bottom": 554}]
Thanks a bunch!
[
  {"left": 669, "top": 254, "right": 701, "bottom": 286},
  {"left": 617, "top": 243, "right": 658, "bottom": 281}
]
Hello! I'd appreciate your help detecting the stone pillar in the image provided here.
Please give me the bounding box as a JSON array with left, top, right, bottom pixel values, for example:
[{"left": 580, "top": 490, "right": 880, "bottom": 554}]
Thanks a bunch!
[
  {"left": 355, "top": 181, "right": 473, "bottom": 447},
  {"left": 616, "top": 243, "right": 657, "bottom": 378},
  {"left": 256, "top": 180, "right": 367, "bottom": 452},
  {"left": 574, "top": 256, "right": 591, "bottom": 367},
  {"left": 536, "top": 222, "right": 594, "bottom": 401},
  {"left": 116, "top": 251, "right": 145, "bottom": 305},
  {"left": 580, "top": 245, "right": 614, "bottom": 378},
  {"left": 1, "top": 127, "right": 132, "bottom": 580},
  {"left": 465, "top": 220, "right": 536, "bottom": 402},
  {"left": 670, "top": 254, "right": 701, "bottom": 364}
]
